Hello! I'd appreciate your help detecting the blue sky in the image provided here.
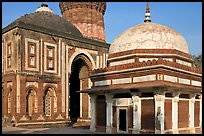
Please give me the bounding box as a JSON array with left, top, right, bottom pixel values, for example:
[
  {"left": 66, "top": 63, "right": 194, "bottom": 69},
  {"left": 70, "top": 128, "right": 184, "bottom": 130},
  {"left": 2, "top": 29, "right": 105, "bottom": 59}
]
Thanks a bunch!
[{"left": 2, "top": 2, "right": 202, "bottom": 55}]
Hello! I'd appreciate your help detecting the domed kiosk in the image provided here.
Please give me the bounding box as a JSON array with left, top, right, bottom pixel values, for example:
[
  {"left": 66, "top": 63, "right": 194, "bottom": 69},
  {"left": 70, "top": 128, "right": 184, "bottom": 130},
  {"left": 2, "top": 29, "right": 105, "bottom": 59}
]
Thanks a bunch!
[{"left": 81, "top": 3, "right": 202, "bottom": 134}]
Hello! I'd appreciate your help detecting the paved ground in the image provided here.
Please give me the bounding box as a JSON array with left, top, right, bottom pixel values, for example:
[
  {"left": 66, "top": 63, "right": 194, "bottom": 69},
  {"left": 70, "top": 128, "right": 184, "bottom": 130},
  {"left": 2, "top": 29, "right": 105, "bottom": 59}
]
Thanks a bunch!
[
  {"left": 2, "top": 126, "right": 106, "bottom": 134},
  {"left": 2, "top": 126, "right": 202, "bottom": 134}
]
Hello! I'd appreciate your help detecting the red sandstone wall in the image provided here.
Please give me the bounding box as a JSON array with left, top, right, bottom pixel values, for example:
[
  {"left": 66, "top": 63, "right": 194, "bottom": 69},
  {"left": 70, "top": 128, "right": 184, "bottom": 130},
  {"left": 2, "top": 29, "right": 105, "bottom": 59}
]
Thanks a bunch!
[
  {"left": 112, "top": 106, "right": 117, "bottom": 133},
  {"left": 61, "top": 6, "right": 106, "bottom": 42},
  {"left": 194, "top": 101, "right": 200, "bottom": 127},
  {"left": 96, "top": 96, "right": 106, "bottom": 127},
  {"left": 164, "top": 99, "right": 172, "bottom": 130},
  {"left": 178, "top": 100, "right": 189, "bottom": 128},
  {"left": 141, "top": 99, "right": 155, "bottom": 132}
]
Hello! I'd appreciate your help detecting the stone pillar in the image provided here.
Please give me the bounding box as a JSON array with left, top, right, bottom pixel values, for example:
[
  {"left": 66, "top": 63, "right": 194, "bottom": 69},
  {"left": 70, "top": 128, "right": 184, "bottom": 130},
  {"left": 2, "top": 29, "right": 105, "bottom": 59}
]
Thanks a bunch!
[
  {"left": 90, "top": 94, "right": 97, "bottom": 132},
  {"left": 154, "top": 93, "right": 165, "bottom": 134},
  {"left": 172, "top": 92, "right": 180, "bottom": 134},
  {"left": 189, "top": 93, "right": 196, "bottom": 133},
  {"left": 131, "top": 93, "right": 141, "bottom": 134},
  {"left": 105, "top": 94, "right": 114, "bottom": 133}
]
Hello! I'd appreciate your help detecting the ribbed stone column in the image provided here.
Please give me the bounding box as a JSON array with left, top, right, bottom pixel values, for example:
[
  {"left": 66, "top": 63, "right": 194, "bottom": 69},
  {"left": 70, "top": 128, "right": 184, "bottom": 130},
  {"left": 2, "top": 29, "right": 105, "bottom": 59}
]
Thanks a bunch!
[
  {"left": 154, "top": 93, "right": 165, "bottom": 134},
  {"left": 189, "top": 93, "right": 196, "bottom": 133},
  {"left": 89, "top": 94, "right": 97, "bottom": 132},
  {"left": 172, "top": 92, "right": 180, "bottom": 134},
  {"left": 131, "top": 94, "right": 141, "bottom": 134},
  {"left": 105, "top": 94, "right": 113, "bottom": 133}
]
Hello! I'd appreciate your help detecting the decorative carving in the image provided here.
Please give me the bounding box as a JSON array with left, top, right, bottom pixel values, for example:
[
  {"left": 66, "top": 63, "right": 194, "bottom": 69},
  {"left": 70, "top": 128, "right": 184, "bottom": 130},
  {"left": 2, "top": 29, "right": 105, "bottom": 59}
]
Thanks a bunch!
[
  {"left": 37, "top": 115, "right": 45, "bottom": 120},
  {"left": 59, "top": 2, "right": 106, "bottom": 15},
  {"left": 56, "top": 114, "right": 64, "bottom": 120},
  {"left": 20, "top": 115, "right": 28, "bottom": 121},
  {"left": 132, "top": 95, "right": 140, "bottom": 102}
]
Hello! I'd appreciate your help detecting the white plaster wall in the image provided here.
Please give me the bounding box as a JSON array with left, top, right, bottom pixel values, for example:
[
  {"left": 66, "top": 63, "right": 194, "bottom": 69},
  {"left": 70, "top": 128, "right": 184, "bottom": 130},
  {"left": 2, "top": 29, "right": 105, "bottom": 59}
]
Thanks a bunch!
[{"left": 110, "top": 59, "right": 134, "bottom": 66}]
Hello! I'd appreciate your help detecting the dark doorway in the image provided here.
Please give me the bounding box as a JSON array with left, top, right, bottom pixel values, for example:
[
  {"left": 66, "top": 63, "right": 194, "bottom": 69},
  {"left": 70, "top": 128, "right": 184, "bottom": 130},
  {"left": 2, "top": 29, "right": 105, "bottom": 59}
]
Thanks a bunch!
[
  {"left": 119, "top": 109, "right": 127, "bottom": 132},
  {"left": 69, "top": 58, "right": 88, "bottom": 123}
]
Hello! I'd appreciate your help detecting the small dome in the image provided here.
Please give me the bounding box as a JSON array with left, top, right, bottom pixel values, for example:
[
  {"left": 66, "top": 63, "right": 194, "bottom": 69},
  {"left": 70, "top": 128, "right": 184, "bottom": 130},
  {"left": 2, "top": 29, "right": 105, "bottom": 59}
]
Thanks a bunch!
[
  {"left": 109, "top": 22, "right": 189, "bottom": 54},
  {"left": 9, "top": 10, "right": 83, "bottom": 37},
  {"left": 3, "top": 3, "right": 83, "bottom": 37}
]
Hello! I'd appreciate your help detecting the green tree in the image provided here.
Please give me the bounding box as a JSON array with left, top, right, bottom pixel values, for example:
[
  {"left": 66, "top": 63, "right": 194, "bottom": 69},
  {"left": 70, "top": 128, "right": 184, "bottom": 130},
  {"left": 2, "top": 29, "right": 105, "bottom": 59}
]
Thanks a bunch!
[{"left": 192, "top": 54, "right": 202, "bottom": 68}]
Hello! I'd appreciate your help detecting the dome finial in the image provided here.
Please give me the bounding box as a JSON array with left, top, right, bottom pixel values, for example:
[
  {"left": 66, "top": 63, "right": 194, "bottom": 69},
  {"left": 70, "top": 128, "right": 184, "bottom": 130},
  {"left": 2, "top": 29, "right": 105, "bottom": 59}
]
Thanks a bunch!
[
  {"left": 35, "top": 2, "right": 53, "bottom": 13},
  {"left": 41, "top": 2, "right": 48, "bottom": 7},
  {"left": 144, "top": 2, "right": 151, "bottom": 23}
]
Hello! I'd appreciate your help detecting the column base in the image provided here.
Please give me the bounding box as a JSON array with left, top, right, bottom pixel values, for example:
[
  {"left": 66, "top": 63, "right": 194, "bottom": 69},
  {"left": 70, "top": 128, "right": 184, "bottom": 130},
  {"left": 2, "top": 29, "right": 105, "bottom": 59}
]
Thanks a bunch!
[
  {"left": 190, "top": 128, "right": 195, "bottom": 133},
  {"left": 155, "top": 130, "right": 165, "bottom": 134},
  {"left": 172, "top": 129, "right": 179, "bottom": 134},
  {"left": 106, "top": 126, "right": 112, "bottom": 133},
  {"left": 132, "top": 129, "right": 140, "bottom": 134},
  {"left": 90, "top": 126, "right": 96, "bottom": 132}
]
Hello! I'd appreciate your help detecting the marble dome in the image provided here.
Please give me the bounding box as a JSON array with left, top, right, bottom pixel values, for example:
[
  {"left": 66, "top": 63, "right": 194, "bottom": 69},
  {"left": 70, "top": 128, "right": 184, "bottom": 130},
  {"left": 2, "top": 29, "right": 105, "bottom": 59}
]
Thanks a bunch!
[{"left": 109, "top": 22, "right": 189, "bottom": 54}]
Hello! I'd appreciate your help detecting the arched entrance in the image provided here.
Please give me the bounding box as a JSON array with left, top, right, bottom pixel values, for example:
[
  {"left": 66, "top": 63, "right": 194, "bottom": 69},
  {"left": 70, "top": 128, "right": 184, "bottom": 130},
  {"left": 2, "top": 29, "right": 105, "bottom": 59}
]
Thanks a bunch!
[{"left": 69, "top": 54, "right": 92, "bottom": 122}]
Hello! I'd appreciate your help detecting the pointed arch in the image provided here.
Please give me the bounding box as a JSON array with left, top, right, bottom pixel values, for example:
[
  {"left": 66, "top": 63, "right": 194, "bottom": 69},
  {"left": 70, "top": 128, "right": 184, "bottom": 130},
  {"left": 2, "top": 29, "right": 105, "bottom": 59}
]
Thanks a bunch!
[
  {"left": 43, "top": 85, "right": 57, "bottom": 116},
  {"left": 69, "top": 50, "right": 95, "bottom": 74},
  {"left": 26, "top": 86, "right": 38, "bottom": 117},
  {"left": 7, "top": 86, "right": 12, "bottom": 114}
]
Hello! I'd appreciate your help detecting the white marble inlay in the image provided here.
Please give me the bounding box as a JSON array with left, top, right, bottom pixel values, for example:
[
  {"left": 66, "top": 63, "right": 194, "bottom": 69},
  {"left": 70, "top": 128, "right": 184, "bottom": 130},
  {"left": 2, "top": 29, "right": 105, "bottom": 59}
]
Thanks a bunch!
[
  {"left": 26, "top": 81, "right": 38, "bottom": 88},
  {"left": 176, "top": 59, "right": 192, "bottom": 67},
  {"left": 116, "top": 98, "right": 129, "bottom": 106},
  {"left": 133, "top": 75, "right": 156, "bottom": 82},
  {"left": 178, "top": 78, "right": 190, "bottom": 85},
  {"left": 164, "top": 75, "right": 177, "bottom": 83},
  {"left": 191, "top": 80, "right": 201, "bottom": 87},
  {"left": 94, "top": 80, "right": 111, "bottom": 86},
  {"left": 112, "top": 78, "right": 132, "bottom": 85}
]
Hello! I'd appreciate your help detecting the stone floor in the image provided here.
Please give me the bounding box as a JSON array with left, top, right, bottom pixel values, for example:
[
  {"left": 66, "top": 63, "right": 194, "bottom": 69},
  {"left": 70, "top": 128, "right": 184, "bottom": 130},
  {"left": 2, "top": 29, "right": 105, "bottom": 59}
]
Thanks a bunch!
[
  {"left": 2, "top": 126, "right": 202, "bottom": 134},
  {"left": 2, "top": 126, "right": 106, "bottom": 134}
]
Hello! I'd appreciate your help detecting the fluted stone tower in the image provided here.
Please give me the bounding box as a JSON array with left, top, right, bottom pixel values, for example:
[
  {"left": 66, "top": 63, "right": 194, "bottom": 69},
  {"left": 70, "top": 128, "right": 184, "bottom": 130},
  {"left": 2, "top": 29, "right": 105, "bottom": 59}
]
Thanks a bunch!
[{"left": 59, "top": 2, "right": 106, "bottom": 42}]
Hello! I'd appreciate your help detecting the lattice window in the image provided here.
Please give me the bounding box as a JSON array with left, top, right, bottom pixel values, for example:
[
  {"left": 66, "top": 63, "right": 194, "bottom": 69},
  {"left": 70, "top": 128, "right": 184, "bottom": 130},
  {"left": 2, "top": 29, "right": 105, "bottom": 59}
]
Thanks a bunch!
[
  {"left": 28, "top": 42, "right": 36, "bottom": 68},
  {"left": 47, "top": 46, "right": 54, "bottom": 70},
  {"left": 48, "top": 48, "right": 53, "bottom": 57},
  {"left": 30, "top": 57, "right": 35, "bottom": 66},
  {"left": 7, "top": 90, "right": 12, "bottom": 113},
  {"left": 44, "top": 91, "right": 51, "bottom": 116},
  {"left": 30, "top": 45, "right": 35, "bottom": 54}
]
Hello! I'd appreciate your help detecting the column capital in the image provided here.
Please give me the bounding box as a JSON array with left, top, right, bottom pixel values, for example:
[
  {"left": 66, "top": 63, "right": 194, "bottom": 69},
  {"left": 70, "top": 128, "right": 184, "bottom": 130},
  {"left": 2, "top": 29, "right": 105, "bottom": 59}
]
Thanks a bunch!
[
  {"left": 172, "top": 91, "right": 181, "bottom": 97},
  {"left": 189, "top": 93, "right": 196, "bottom": 99},
  {"left": 153, "top": 87, "right": 167, "bottom": 95},
  {"left": 89, "top": 94, "right": 97, "bottom": 103},
  {"left": 173, "top": 97, "right": 179, "bottom": 102},
  {"left": 132, "top": 95, "right": 140, "bottom": 102},
  {"left": 154, "top": 94, "right": 165, "bottom": 101},
  {"left": 89, "top": 93, "right": 97, "bottom": 99},
  {"left": 199, "top": 94, "right": 202, "bottom": 99},
  {"left": 131, "top": 91, "right": 141, "bottom": 97},
  {"left": 105, "top": 93, "right": 114, "bottom": 103}
]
